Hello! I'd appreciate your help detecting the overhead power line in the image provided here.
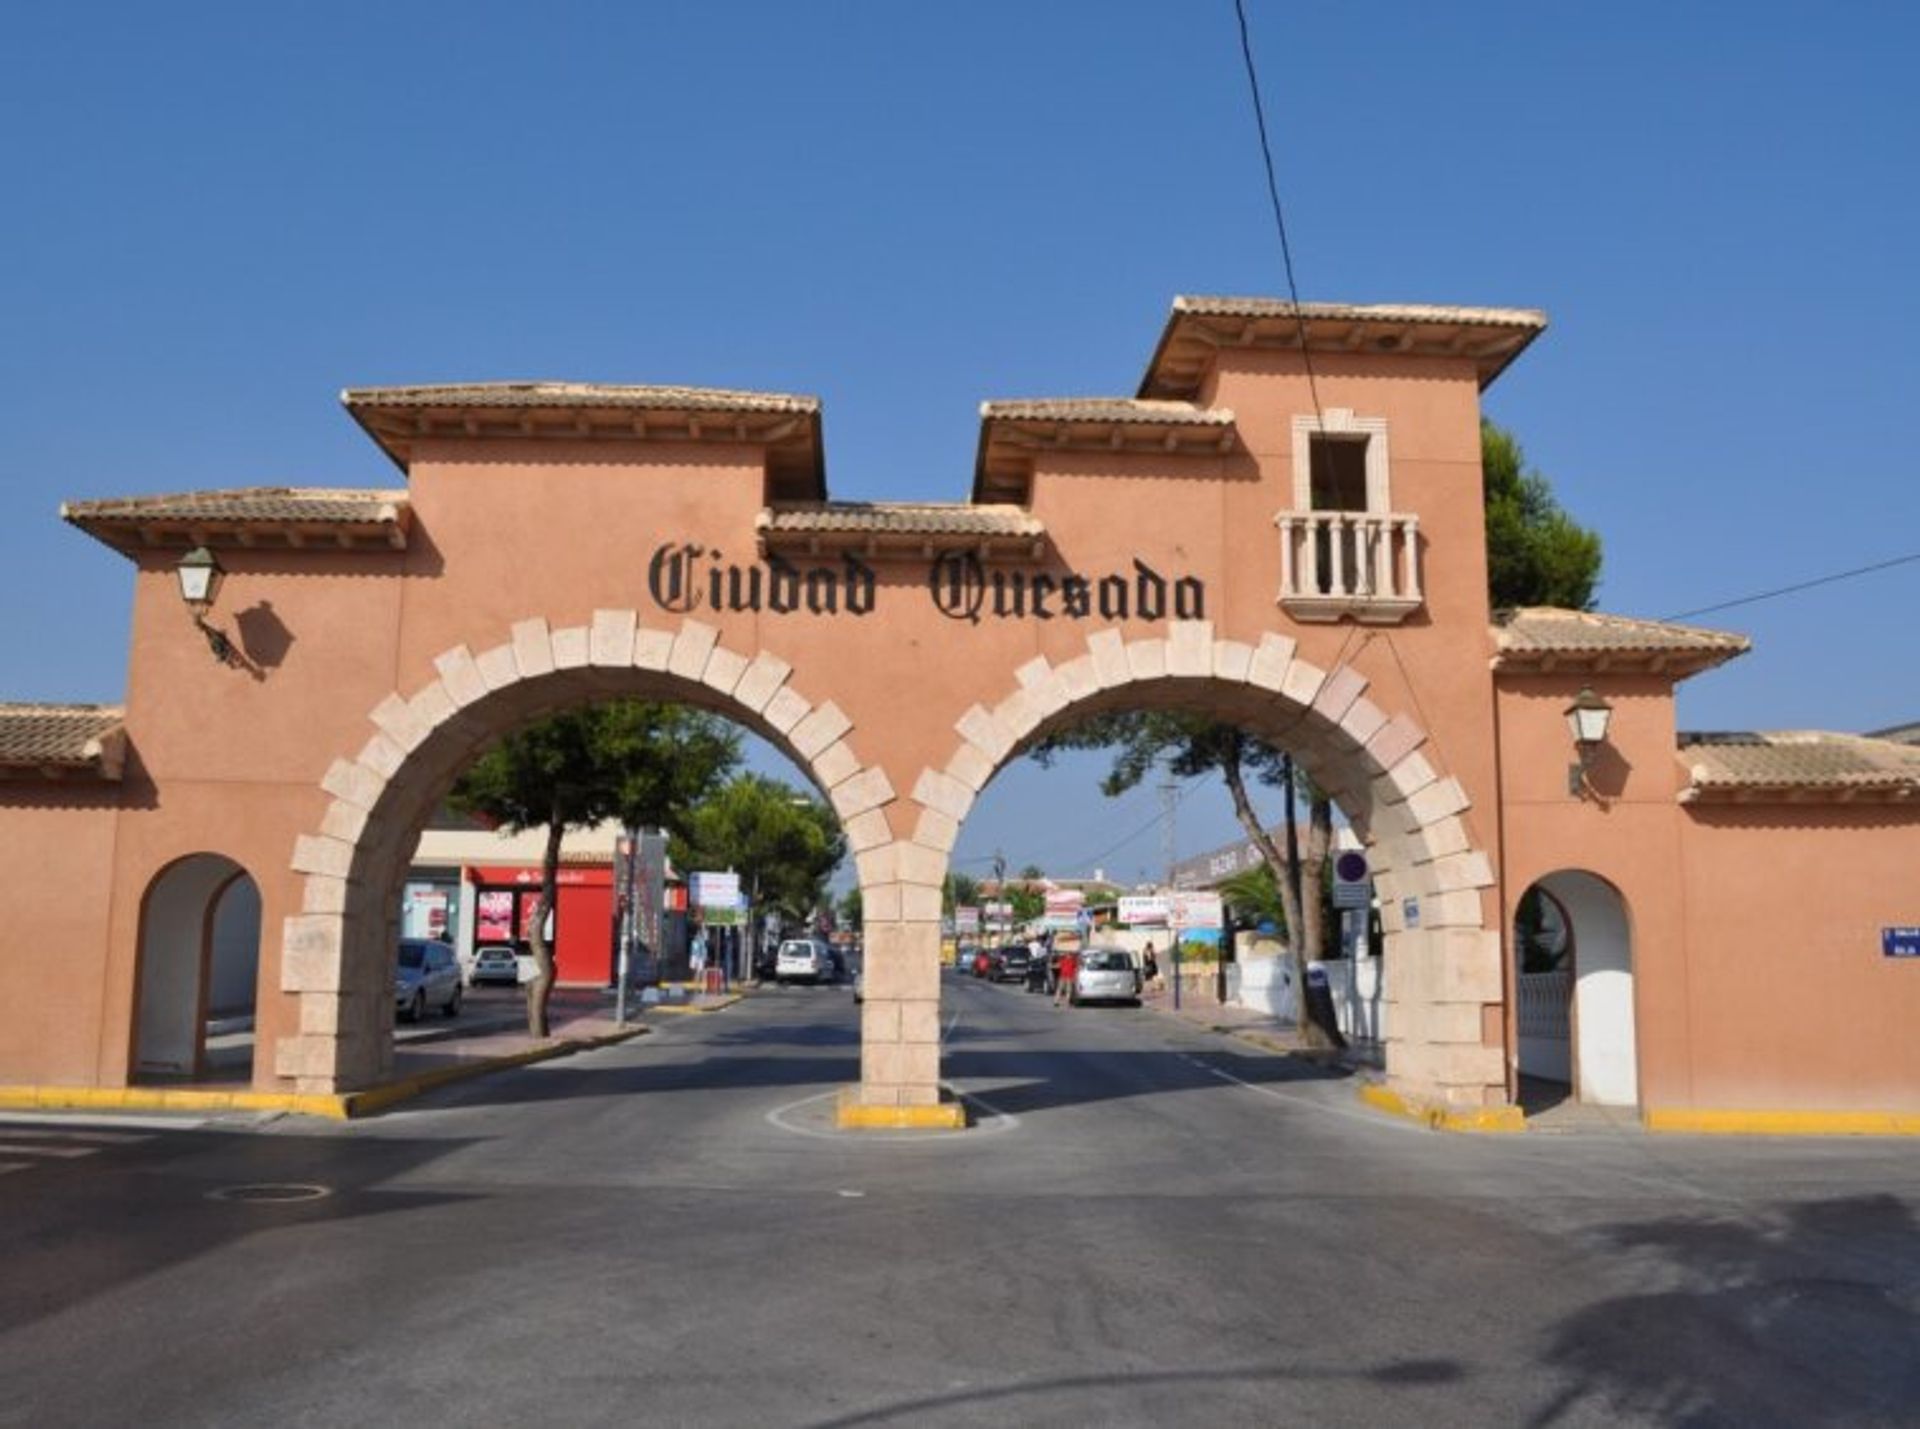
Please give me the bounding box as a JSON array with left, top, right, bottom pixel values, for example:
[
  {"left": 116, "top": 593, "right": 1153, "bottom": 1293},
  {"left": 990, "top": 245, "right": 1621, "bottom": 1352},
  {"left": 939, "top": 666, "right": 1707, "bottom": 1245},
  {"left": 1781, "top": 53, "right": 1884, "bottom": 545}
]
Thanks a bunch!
[{"left": 1663, "top": 549, "right": 1920, "bottom": 622}]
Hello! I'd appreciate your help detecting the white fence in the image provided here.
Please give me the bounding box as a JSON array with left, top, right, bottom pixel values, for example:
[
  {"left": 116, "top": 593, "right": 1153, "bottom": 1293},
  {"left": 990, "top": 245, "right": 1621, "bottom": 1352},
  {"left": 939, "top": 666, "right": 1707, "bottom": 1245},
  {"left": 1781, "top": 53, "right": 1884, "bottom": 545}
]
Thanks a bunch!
[{"left": 1234, "top": 951, "right": 1386, "bottom": 1045}]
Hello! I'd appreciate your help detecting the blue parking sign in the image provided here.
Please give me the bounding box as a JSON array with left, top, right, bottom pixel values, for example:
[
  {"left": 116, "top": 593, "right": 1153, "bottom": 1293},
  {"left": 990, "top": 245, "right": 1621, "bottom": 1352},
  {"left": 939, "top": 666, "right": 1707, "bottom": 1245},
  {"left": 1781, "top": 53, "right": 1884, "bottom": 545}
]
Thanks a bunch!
[{"left": 1883, "top": 928, "right": 1920, "bottom": 959}]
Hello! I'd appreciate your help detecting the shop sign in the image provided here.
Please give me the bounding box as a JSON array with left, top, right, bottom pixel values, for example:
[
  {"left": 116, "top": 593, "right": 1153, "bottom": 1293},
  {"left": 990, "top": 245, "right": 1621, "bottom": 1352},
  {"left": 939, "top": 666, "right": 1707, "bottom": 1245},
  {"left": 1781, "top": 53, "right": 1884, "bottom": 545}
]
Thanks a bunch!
[{"left": 1170, "top": 891, "right": 1223, "bottom": 931}]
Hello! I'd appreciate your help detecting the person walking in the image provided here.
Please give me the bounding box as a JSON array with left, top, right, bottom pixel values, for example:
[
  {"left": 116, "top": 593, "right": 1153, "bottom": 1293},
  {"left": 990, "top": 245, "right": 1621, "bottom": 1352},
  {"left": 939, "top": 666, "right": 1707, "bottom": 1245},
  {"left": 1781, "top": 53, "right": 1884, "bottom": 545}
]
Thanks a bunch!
[
  {"left": 1053, "top": 944, "right": 1079, "bottom": 1007},
  {"left": 1142, "top": 941, "right": 1161, "bottom": 996}
]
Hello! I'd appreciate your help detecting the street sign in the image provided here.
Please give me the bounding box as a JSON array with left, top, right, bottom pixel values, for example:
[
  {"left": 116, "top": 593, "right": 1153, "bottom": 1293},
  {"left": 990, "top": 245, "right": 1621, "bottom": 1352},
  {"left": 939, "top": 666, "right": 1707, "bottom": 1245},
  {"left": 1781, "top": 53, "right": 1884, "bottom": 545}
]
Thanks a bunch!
[
  {"left": 1884, "top": 927, "right": 1920, "bottom": 959},
  {"left": 1332, "top": 850, "right": 1371, "bottom": 910}
]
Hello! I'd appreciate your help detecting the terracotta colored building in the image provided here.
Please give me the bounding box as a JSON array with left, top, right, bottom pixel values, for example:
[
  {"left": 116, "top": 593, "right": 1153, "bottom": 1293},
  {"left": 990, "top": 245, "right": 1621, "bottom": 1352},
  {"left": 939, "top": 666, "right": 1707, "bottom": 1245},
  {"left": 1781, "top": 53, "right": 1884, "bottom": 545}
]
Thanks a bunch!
[{"left": 3, "top": 296, "right": 1916, "bottom": 1128}]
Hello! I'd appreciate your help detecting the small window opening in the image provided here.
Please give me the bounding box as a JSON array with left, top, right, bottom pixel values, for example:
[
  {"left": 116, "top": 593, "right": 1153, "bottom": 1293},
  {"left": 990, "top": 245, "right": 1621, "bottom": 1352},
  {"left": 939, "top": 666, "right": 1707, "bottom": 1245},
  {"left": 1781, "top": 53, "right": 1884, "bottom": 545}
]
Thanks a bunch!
[
  {"left": 1308, "top": 435, "right": 1370, "bottom": 593},
  {"left": 1309, "top": 435, "right": 1370, "bottom": 512}
]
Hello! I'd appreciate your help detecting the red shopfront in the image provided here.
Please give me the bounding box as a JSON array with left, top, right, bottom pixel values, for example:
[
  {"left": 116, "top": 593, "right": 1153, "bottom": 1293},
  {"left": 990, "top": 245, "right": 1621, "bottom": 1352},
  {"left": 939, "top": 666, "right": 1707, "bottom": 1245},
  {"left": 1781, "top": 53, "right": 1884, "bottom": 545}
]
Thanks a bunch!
[{"left": 469, "top": 865, "right": 614, "bottom": 988}]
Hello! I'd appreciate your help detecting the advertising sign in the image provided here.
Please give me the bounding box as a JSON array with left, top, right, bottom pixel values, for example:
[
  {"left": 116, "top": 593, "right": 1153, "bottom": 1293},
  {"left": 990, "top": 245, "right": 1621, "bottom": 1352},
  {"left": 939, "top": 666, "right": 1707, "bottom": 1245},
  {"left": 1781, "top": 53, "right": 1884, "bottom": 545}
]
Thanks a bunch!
[
  {"left": 1044, "top": 888, "right": 1085, "bottom": 918},
  {"left": 691, "top": 872, "right": 742, "bottom": 910},
  {"left": 1118, "top": 894, "right": 1171, "bottom": 926},
  {"left": 1170, "top": 891, "right": 1223, "bottom": 931},
  {"left": 984, "top": 901, "right": 1013, "bottom": 919},
  {"left": 955, "top": 905, "right": 981, "bottom": 933},
  {"left": 476, "top": 889, "right": 515, "bottom": 943}
]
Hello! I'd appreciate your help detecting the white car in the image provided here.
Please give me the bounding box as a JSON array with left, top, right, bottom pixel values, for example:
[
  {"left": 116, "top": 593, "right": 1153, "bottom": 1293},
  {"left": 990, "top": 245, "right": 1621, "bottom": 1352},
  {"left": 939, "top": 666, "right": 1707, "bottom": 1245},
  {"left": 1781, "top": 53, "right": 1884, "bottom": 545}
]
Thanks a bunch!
[{"left": 774, "top": 938, "right": 835, "bottom": 985}]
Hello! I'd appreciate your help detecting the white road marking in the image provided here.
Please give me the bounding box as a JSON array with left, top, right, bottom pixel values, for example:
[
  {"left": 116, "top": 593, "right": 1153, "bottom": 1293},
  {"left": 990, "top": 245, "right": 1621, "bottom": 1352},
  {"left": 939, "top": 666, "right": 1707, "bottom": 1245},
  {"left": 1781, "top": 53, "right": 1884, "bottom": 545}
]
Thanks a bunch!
[
  {"left": 0, "top": 1162, "right": 31, "bottom": 1176},
  {"left": 1187, "top": 1055, "right": 1425, "bottom": 1134},
  {"left": 0, "top": 1127, "right": 144, "bottom": 1144},
  {"left": 0, "top": 1143, "right": 96, "bottom": 1158}
]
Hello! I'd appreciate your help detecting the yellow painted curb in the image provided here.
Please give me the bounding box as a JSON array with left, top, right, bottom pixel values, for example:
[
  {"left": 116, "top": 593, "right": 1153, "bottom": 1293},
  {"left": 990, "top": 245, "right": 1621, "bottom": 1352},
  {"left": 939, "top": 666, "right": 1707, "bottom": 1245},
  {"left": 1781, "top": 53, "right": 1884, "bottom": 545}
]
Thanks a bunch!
[
  {"left": 1358, "top": 1082, "right": 1526, "bottom": 1133},
  {"left": 834, "top": 1087, "right": 968, "bottom": 1130},
  {"left": 1646, "top": 1107, "right": 1920, "bottom": 1137},
  {"left": 0, "top": 1024, "right": 654, "bottom": 1123},
  {"left": 0, "top": 1083, "right": 353, "bottom": 1120}
]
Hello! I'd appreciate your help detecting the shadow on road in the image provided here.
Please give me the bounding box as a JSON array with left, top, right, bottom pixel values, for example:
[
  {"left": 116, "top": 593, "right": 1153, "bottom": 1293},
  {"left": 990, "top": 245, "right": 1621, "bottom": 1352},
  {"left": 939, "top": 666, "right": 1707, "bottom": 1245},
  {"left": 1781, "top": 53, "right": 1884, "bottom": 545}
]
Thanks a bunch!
[
  {"left": 1528, "top": 1193, "right": 1920, "bottom": 1425},
  {"left": 0, "top": 1129, "right": 482, "bottom": 1337}
]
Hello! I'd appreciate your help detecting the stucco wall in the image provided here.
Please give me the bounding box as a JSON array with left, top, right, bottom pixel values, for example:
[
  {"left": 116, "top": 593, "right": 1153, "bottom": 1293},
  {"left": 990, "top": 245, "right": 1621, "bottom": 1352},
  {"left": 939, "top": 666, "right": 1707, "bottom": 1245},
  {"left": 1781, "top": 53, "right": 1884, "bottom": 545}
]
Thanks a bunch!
[
  {"left": 1677, "top": 805, "right": 1920, "bottom": 1112},
  {"left": 0, "top": 790, "right": 119, "bottom": 1085}
]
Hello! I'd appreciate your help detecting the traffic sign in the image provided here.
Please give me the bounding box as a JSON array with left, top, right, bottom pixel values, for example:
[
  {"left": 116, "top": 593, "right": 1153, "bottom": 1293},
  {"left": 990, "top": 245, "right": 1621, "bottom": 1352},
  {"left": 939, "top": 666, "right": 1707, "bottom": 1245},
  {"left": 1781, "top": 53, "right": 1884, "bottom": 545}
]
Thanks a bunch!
[{"left": 1332, "top": 850, "right": 1371, "bottom": 909}]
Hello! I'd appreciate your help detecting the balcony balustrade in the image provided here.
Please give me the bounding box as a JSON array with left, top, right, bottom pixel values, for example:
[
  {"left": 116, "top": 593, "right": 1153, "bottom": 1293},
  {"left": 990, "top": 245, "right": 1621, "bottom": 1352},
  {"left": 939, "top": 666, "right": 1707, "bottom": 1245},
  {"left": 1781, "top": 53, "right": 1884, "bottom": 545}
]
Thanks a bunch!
[{"left": 1274, "top": 510, "right": 1423, "bottom": 624}]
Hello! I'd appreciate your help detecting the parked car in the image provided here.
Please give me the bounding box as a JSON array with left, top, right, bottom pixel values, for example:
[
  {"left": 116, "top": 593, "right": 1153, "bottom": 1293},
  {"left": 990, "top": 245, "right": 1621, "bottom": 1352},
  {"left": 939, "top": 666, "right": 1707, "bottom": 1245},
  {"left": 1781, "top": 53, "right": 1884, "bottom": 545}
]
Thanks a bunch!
[
  {"left": 997, "top": 945, "right": 1032, "bottom": 984},
  {"left": 396, "top": 938, "right": 463, "bottom": 1020},
  {"left": 775, "top": 938, "right": 836, "bottom": 985},
  {"left": 470, "top": 945, "right": 521, "bottom": 987},
  {"left": 1071, "top": 947, "right": 1142, "bottom": 1007}
]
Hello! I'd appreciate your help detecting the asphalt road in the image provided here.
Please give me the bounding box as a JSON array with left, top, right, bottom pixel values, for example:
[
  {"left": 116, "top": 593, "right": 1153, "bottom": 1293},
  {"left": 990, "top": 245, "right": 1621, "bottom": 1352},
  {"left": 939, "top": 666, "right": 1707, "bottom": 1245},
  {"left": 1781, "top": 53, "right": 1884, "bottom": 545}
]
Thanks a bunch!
[{"left": 1, "top": 976, "right": 1916, "bottom": 1428}]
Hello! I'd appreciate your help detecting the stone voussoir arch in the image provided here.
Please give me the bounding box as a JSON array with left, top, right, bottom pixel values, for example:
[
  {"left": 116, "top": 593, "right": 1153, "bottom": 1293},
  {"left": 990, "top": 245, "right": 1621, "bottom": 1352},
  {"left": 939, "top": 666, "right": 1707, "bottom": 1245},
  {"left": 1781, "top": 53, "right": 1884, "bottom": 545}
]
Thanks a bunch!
[
  {"left": 896, "top": 619, "right": 1505, "bottom": 1108},
  {"left": 275, "top": 609, "right": 901, "bottom": 1093}
]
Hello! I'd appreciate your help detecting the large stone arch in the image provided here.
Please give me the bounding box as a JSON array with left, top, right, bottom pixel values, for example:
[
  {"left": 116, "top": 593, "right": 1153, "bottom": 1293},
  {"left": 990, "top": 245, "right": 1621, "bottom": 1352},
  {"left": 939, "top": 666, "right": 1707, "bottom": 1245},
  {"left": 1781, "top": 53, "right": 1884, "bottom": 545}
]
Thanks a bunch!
[
  {"left": 888, "top": 620, "right": 1505, "bottom": 1113},
  {"left": 276, "top": 610, "right": 899, "bottom": 1093}
]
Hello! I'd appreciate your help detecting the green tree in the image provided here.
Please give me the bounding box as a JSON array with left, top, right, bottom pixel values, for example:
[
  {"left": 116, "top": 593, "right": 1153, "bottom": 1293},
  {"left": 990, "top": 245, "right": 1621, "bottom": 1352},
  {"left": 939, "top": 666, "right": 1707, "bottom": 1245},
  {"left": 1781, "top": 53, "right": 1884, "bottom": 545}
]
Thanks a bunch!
[
  {"left": 450, "top": 701, "right": 740, "bottom": 1036},
  {"left": 1217, "top": 863, "right": 1286, "bottom": 936},
  {"left": 672, "top": 773, "right": 846, "bottom": 964},
  {"left": 1008, "top": 883, "right": 1045, "bottom": 925},
  {"left": 837, "top": 886, "right": 863, "bottom": 927},
  {"left": 943, "top": 872, "right": 981, "bottom": 916},
  {"left": 1482, "top": 419, "right": 1602, "bottom": 611}
]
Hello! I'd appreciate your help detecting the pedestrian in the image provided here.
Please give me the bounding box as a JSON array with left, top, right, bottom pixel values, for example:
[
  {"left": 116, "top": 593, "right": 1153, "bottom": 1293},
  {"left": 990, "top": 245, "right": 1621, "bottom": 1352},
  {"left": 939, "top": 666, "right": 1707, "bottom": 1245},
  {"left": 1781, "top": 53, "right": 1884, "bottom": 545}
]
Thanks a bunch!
[
  {"left": 1142, "top": 941, "right": 1160, "bottom": 995},
  {"left": 689, "top": 926, "right": 708, "bottom": 987},
  {"left": 1053, "top": 944, "right": 1079, "bottom": 1007}
]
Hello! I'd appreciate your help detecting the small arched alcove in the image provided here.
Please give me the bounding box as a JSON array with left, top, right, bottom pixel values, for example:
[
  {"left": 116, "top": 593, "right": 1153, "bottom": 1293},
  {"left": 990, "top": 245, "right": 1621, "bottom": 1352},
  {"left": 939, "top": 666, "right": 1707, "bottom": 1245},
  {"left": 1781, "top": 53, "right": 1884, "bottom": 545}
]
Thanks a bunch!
[
  {"left": 1514, "top": 869, "right": 1637, "bottom": 1108},
  {"left": 134, "top": 853, "right": 261, "bottom": 1081}
]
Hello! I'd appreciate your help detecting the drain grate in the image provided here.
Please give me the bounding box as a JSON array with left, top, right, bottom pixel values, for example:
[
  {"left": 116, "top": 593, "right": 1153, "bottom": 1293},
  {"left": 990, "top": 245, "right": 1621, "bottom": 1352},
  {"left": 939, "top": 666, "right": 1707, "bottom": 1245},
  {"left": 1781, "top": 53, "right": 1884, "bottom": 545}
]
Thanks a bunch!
[{"left": 206, "top": 1182, "right": 331, "bottom": 1204}]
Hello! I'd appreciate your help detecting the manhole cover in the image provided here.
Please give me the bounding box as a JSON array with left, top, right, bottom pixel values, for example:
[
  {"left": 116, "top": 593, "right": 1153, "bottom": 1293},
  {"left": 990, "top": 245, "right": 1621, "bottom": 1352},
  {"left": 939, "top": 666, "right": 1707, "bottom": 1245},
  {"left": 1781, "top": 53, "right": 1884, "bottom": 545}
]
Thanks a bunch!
[{"left": 206, "top": 1183, "right": 331, "bottom": 1204}]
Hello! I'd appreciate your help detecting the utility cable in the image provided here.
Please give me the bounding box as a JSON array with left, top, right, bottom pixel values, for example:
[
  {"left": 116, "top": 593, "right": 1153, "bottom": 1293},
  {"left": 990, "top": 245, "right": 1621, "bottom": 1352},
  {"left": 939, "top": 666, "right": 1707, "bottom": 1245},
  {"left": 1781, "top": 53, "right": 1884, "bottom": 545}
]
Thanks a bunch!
[
  {"left": 1234, "top": 0, "right": 1328, "bottom": 430},
  {"left": 1662, "top": 549, "right": 1920, "bottom": 622}
]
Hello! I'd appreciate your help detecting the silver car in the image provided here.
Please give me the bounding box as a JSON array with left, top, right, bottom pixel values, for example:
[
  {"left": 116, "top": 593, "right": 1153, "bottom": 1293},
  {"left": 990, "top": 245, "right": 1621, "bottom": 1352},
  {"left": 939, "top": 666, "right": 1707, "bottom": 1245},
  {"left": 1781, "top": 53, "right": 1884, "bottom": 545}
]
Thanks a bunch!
[
  {"left": 396, "top": 939, "right": 463, "bottom": 1021},
  {"left": 1071, "top": 948, "right": 1141, "bottom": 1007}
]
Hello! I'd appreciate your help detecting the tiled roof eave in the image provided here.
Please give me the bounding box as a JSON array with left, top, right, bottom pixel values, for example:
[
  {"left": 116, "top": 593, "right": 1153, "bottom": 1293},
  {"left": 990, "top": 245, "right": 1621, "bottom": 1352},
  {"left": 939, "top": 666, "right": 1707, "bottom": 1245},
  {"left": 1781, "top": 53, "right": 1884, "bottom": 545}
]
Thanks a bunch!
[
  {"left": 62, "top": 489, "right": 412, "bottom": 556},
  {"left": 1679, "top": 776, "right": 1920, "bottom": 806}
]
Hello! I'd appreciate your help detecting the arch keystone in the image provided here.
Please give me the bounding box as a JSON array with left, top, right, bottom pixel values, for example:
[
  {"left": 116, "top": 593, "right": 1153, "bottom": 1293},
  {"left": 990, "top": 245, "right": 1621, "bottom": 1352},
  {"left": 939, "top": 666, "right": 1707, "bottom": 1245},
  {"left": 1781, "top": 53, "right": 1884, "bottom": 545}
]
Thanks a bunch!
[
  {"left": 551, "top": 625, "right": 591, "bottom": 669},
  {"left": 1166, "top": 619, "right": 1213, "bottom": 676},
  {"left": 1124, "top": 638, "right": 1168, "bottom": 682},
  {"left": 589, "top": 608, "right": 638, "bottom": 666}
]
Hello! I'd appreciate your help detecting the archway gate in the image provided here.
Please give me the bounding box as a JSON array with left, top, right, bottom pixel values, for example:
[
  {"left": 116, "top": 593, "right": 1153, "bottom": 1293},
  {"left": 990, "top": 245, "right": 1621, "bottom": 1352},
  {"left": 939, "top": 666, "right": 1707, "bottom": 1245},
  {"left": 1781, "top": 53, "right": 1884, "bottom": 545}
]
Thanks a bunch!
[{"left": 42, "top": 298, "right": 1565, "bottom": 1119}]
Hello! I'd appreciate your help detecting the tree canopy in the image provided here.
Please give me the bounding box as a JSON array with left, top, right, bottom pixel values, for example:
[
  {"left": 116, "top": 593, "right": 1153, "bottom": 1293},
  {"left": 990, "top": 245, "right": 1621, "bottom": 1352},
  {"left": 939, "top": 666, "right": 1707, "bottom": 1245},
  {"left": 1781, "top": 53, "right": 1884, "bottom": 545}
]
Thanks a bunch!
[
  {"left": 671, "top": 773, "right": 845, "bottom": 925},
  {"left": 1482, "top": 418, "right": 1602, "bottom": 611},
  {"left": 449, "top": 699, "right": 741, "bottom": 1034}
]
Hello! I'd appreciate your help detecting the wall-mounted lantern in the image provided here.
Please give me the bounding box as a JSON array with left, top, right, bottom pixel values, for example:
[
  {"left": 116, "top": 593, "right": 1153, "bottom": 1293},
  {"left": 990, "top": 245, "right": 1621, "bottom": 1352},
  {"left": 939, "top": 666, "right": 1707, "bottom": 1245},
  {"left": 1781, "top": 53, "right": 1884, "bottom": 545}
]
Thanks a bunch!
[
  {"left": 1565, "top": 684, "right": 1613, "bottom": 797},
  {"left": 175, "top": 546, "right": 237, "bottom": 665}
]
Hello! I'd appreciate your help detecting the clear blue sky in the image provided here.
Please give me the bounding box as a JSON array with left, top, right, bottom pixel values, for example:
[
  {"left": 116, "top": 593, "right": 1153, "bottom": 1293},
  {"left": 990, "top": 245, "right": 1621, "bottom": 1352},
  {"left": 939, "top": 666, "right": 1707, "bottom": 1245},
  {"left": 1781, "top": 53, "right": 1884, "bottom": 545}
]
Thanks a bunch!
[{"left": 4, "top": 3, "right": 1915, "bottom": 884}]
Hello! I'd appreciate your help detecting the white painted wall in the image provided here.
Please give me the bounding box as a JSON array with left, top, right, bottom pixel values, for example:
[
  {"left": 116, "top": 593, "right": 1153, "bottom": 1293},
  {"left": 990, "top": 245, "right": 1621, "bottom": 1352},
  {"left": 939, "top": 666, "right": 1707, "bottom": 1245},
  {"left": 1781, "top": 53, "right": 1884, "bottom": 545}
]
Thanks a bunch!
[
  {"left": 205, "top": 875, "right": 261, "bottom": 1018},
  {"left": 1540, "top": 870, "right": 1638, "bottom": 1107}
]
